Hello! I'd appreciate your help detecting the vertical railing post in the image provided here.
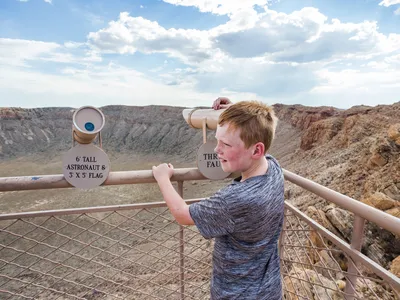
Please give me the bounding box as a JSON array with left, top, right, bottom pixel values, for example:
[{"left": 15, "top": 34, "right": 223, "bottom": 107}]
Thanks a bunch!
[
  {"left": 177, "top": 181, "right": 185, "bottom": 300},
  {"left": 279, "top": 208, "right": 287, "bottom": 260},
  {"left": 279, "top": 208, "right": 287, "bottom": 298},
  {"left": 344, "top": 215, "right": 365, "bottom": 300}
]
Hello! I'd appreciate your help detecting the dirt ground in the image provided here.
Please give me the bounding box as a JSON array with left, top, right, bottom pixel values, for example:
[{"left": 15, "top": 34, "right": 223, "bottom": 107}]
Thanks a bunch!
[{"left": 0, "top": 152, "right": 232, "bottom": 299}]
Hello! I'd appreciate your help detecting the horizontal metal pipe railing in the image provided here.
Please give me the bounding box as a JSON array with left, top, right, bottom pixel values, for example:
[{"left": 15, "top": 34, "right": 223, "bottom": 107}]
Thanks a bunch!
[
  {"left": 0, "top": 168, "right": 236, "bottom": 192},
  {"left": 0, "top": 199, "right": 203, "bottom": 221},
  {"left": 283, "top": 169, "right": 400, "bottom": 237},
  {"left": 0, "top": 168, "right": 398, "bottom": 236}
]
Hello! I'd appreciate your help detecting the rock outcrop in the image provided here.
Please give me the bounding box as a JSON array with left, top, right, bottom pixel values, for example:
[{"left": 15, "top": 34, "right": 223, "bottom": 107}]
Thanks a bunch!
[
  {"left": 275, "top": 102, "right": 400, "bottom": 272},
  {"left": 390, "top": 256, "right": 400, "bottom": 278}
]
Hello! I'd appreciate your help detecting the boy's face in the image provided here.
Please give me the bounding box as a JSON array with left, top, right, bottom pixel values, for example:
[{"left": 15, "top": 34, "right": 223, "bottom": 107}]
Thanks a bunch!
[{"left": 214, "top": 123, "right": 255, "bottom": 174}]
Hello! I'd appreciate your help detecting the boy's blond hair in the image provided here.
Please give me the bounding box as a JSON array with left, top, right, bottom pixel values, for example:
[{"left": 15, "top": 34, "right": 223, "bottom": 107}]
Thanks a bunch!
[{"left": 218, "top": 101, "right": 278, "bottom": 154}]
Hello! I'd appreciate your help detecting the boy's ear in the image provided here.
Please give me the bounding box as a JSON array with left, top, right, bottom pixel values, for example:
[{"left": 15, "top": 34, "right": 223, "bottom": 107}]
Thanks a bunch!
[{"left": 252, "top": 142, "right": 265, "bottom": 157}]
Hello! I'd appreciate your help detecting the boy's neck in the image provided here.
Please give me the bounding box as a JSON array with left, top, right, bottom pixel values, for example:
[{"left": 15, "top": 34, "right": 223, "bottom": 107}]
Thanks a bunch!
[{"left": 240, "top": 156, "right": 269, "bottom": 182}]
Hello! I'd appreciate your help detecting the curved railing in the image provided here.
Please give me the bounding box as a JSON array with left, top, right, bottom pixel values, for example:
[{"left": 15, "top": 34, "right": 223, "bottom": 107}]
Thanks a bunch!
[{"left": 0, "top": 168, "right": 399, "bottom": 299}]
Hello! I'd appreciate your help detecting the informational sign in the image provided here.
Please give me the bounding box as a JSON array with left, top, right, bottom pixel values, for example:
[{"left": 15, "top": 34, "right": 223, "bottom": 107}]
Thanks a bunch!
[
  {"left": 62, "top": 144, "right": 110, "bottom": 189},
  {"left": 197, "top": 140, "right": 231, "bottom": 180}
]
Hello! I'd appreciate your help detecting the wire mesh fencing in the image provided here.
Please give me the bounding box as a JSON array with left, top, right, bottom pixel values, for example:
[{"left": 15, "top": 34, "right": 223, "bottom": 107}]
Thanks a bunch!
[
  {"left": 280, "top": 204, "right": 399, "bottom": 300},
  {"left": 0, "top": 204, "right": 213, "bottom": 300},
  {"left": 1, "top": 201, "right": 399, "bottom": 300}
]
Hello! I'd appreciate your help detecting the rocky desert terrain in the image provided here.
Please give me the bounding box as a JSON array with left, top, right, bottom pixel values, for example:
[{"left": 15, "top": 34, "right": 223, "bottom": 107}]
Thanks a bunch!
[{"left": 0, "top": 101, "right": 399, "bottom": 299}]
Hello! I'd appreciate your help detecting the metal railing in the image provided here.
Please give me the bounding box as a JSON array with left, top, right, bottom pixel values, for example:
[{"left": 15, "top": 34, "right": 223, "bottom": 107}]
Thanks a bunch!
[{"left": 0, "top": 168, "right": 399, "bottom": 299}]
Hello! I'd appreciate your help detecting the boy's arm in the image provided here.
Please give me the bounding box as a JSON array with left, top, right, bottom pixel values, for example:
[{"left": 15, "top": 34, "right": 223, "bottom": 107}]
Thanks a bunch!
[{"left": 153, "top": 163, "right": 195, "bottom": 226}]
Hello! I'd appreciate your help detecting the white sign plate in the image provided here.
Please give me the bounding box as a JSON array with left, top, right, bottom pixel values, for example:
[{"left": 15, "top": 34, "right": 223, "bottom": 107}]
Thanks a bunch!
[
  {"left": 62, "top": 144, "right": 110, "bottom": 189},
  {"left": 197, "top": 140, "right": 231, "bottom": 180}
]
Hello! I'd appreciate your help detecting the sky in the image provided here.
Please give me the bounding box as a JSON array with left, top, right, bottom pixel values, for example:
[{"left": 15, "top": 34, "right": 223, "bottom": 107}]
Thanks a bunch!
[{"left": 0, "top": 0, "right": 399, "bottom": 109}]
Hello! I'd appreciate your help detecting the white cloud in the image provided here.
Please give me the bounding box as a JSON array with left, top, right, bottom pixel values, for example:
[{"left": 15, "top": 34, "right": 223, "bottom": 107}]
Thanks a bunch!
[
  {"left": 84, "top": 7, "right": 400, "bottom": 106},
  {"left": 159, "top": 57, "right": 319, "bottom": 100},
  {"left": 364, "top": 61, "right": 390, "bottom": 69},
  {"left": 64, "top": 41, "right": 85, "bottom": 48},
  {"left": 315, "top": 66, "right": 400, "bottom": 91},
  {"left": 385, "top": 52, "right": 400, "bottom": 64},
  {"left": 0, "top": 63, "right": 260, "bottom": 108},
  {"left": 0, "top": 38, "right": 60, "bottom": 67},
  {"left": 89, "top": 8, "right": 400, "bottom": 66},
  {"left": 0, "top": 38, "right": 101, "bottom": 67},
  {"left": 309, "top": 67, "right": 400, "bottom": 107},
  {"left": 212, "top": 9, "right": 400, "bottom": 62},
  {"left": 0, "top": 37, "right": 260, "bottom": 109},
  {"left": 18, "top": 0, "right": 53, "bottom": 3},
  {"left": 162, "top": 0, "right": 268, "bottom": 15},
  {"left": 88, "top": 12, "right": 212, "bottom": 65},
  {"left": 379, "top": 0, "right": 400, "bottom": 7},
  {"left": 1, "top": 37, "right": 399, "bottom": 109}
]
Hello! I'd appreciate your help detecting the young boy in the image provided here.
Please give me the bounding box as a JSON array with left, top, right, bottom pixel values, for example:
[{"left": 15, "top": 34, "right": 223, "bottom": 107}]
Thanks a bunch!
[{"left": 152, "top": 97, "right": 285, "bottom": 300}]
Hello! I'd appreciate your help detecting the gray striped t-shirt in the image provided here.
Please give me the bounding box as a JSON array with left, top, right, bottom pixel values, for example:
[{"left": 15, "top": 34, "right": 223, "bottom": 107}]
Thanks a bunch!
[{"left": 189, "top": 155, "right": 284, "bottom": 300}]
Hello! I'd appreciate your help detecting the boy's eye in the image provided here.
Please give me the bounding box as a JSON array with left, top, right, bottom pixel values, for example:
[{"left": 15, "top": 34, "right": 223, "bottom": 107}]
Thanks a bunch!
[{"left": 224, "top": 142, "right": 230, "bottom": 147}]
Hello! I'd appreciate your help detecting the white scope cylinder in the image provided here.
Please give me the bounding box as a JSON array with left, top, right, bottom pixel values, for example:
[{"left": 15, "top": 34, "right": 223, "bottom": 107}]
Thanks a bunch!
[
  {"left": 72, "top": 106, "right": 105, "bottom": 144},
  {"left": 182, "top": 108, "right": 225, "bottom": 130}
]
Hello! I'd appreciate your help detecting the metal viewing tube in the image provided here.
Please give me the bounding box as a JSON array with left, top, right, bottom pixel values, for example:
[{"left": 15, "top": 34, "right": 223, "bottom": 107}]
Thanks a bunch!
[{"left": 182, "top": 108, "right": 224, "bottom": 130}]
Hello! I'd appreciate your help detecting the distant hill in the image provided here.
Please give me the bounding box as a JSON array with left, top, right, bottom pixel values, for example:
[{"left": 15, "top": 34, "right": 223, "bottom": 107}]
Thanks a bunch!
[{"left": 0, "top": 105, "right": 207, "bottom": 160}]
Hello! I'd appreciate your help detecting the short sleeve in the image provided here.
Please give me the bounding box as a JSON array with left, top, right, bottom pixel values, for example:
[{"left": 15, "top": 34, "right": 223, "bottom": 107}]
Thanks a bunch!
[{"left": 189, "top": 190, "right": 235, "bottom": 239}]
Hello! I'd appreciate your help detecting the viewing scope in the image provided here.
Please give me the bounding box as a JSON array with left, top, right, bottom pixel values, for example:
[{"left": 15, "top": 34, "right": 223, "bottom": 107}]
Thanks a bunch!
[
  {"left": 182, "top": 108, "right": 224, "bottom": 130},
  {"left": 72, "top": 106, "right": 105, "bottom": 144}
]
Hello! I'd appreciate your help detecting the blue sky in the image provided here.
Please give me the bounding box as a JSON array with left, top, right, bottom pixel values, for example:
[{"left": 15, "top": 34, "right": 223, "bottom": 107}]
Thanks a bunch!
[{"left": 0, "top": 0, "right": 399, "bottom": 109}]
